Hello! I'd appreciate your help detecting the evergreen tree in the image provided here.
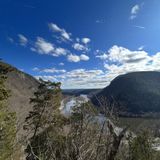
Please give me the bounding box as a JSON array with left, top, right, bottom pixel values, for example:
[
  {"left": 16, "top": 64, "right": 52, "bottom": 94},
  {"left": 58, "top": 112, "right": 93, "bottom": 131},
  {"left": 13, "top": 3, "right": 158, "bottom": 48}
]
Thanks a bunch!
[
  {"left": 128, "top": 130, "right": 154, "bottom": 160},
  {"left": 0, "top": 62, "right": 16, "bottom": 160},
  {"left": 25, "top": 79, "right": 66, "bottom": 159},
  {"left": 25, "top": 80, "right": 61, "bottom": 136}
]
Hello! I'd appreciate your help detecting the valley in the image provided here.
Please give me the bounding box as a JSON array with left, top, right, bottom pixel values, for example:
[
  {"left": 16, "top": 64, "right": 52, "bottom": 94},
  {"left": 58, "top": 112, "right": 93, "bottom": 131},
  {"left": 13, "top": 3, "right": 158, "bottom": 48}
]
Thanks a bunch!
[{"left": 1, "top": 61, "right": 160, "bottom": 159}]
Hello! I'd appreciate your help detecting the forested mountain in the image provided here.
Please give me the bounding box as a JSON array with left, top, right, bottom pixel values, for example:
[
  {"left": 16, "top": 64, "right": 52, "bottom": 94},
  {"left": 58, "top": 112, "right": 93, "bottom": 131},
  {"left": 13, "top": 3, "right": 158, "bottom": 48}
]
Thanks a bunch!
[{"left": 93, "top": 71, "right": 160, "bottom": 115}]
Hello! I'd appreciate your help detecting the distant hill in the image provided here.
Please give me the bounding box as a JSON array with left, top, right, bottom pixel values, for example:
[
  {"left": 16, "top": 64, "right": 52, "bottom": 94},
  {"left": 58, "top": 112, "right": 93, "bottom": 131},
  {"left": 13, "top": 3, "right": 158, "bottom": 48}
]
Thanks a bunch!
[
  {"left": 0, "top": 61, "right": 39, "bottom": 138},
  {"left": 62, "top": 89, "right": 101, "bottom": 97},
  {"left": 92, "top": 72, "right": 160, "bottom": 116}
]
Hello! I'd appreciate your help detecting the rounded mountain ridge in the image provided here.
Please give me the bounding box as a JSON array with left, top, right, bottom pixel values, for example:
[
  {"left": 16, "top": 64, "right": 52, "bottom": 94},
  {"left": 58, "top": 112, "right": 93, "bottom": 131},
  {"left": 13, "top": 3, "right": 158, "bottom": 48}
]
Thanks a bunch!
[{"left": 94, "top": 71, "right": 160, "bottom": 114}]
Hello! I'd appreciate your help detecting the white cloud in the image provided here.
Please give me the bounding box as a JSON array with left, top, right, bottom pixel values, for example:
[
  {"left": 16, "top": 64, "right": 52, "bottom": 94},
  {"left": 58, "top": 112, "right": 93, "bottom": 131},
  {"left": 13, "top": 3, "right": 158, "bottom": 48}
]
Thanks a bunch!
[
  {"left": 96, "top": 46, "right": 149, "bottom": 63},
  {"left": 34, "top": 45, "right": 160, "bottom": 89},
  {"left": 35, "top": 75, "right": 57, "bottom": 82},
  {"left": 96, "top": 19, "right": 105, "bottom": 24},
  {"left": 80, "top": 54, "right": 89, "bottom": 61},
  {"left": 49, "top": 23, "right": 72, "bottom": 41},
  {"left": 131, "top": 4, "right": 139, "bottom": 14},
  {"left": 130, "top": 4, "right": 140, "bottom": 20},
  {"left": 76, "top": 38, "right": 80, "bottom": 42},
  {"left": 106, "top": 45, "right": 149, "bottom": 64},
  {"left": 64, "top": 69, "right": 103, "bottom": 78},
  {"left": 31, "top": 37, "right": 68, "bottom": 57},
  {"left": 34, "top": 68, "right": 107, "bottom": 89},
  {"left": 82, "top": 38, "right": 91, "bottom": 44},
  {"left": 138, "top": 45, "right": 145, "bottom": 51},
  {"left": 7, "top": 37, "right": 14, "bottom": 43},
  {"left": 67, "top": 54, "right": 90, "bottom": 62},
  {"left": 32, "top": 37, "right": 54, "bottom": 54},
  {"left": 96, "top": 45, "right": 160, "bottom": 87},
  {"left": 33, "top": 67, "right": 66, "bottom": 73},
  {"left": 32, "top": 67, "right": 39, "bottom": 71},
  {"left": 133, "top": 25, "right": 145, "bottom": 29},
  {"left": 48, "top": 23, "right": 62, "bottom": 32},
  {"left": 57, "top": 69, "right": 105, "bottom": 89},
  {"left": 41, "top": 68, "right": 66, "bottom": 73},
  {"left": 72, "top": 43, "right": 88, "bottom": 51},
  {"left": 61, "top": 32, "right": 71, "bottom": 41},
  {"left": 73, "top": 39, "right": 90, "bottom": 52},
  {"left": 18, "top": 34, "right": 28, "bottom": 46},
  {"left": 34, "top": 69, "right": 106, "bottom": 89},
  {"left": 67, "top": 54, "right": 80, "bottom": 62},
  {"left": 53, "top": 47, "right": 67, "bottom": 56},
  {"left": 96, "top": 53, "right": 108, "bottom": 60},
  {"left": 59, "top": 62, "right": 64, "bottom": 66}
]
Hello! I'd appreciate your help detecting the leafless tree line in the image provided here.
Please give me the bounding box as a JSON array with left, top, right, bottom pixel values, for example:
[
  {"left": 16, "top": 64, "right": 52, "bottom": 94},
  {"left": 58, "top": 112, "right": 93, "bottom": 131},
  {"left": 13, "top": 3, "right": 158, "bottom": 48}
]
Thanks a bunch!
[{"left": 24, "top": 94, "right": 129, "bottom": 160}]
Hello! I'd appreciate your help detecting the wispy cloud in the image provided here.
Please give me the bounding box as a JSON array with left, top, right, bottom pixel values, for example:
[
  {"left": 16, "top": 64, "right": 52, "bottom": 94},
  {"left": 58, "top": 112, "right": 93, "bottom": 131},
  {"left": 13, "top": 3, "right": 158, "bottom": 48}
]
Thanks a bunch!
[
  {"left": 133, "top": 25, "right": 145, "bottom": 29},
  {"left": 48, "top": 23, "right": 72, "bottom": 41},
  {"left": 130, "top": 4, "right": 141, "bottom": 20},
  {"left": 32, "top": 67, "right": 39, "bottom": 71},
  {"left": 33, "top": 67, "right": 66, "bottom": 74},
  {"left": 96, "top": 19, "right": 105, "bottom": 24},
  {"left": 7, "top": 37, "right": 14, "bottom": 43},
  {"left": 59, "top": 62, "right": 64, "bottom": 66},
  {"left": 18, "top": 34, "right": 28, "bottom": 46},
  {"left": 96, "top": 53, "right": 108, "bottom": 60},
  {"left": 42, "top": 68, "right": 66, "bottom": 73},
  {"left": 138, "top": 45, "right": 145, "bottom": 51}
]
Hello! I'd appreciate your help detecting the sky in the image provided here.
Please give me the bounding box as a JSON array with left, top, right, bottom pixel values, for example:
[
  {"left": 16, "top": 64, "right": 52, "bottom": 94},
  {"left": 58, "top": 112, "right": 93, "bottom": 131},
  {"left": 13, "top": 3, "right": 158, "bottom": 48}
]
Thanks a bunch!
[{"left": 1, "top": 0, "right": 160, "bottom": 89}]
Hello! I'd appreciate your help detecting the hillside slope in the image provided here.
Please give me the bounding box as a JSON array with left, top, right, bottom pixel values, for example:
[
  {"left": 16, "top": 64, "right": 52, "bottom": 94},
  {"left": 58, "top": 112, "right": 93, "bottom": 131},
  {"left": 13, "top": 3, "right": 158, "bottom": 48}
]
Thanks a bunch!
[
  {"left": 93, "top": 71, "right": 160, "bottom": 115},
  {"left": 0, "top": 61, "right": 39, "bottom": 138}
]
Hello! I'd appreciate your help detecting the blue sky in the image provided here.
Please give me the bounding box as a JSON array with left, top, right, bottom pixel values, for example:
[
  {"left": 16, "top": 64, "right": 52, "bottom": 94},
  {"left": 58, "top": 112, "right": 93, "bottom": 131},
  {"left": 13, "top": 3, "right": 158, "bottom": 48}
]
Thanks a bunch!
[{"left": 1, "top": 0, "right": 160, "bottom": 89}]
